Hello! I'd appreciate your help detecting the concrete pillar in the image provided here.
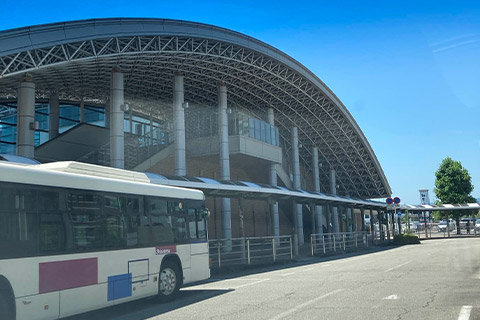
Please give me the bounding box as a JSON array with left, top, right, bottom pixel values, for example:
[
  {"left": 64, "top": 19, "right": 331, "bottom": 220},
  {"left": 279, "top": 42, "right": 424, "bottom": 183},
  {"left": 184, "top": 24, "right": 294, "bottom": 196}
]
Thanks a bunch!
[
  {"left": 291, "top": 127, "right": 303, "bottom": 248},
  {"left": 79, "top": 99, "right": 85, "bottom": 123},
  {"left": 267, "top": 108, "right": 280, "bottom": 242},
  {"left": 110, "top": 67, "right": 125, "bottom": 169},
  {"left": 312, "top": 146, "right": 323, "bottom": 235},
  {"left": 105, "top": 101, "right": 112, "bottom": 128},
  {"left": 48, "top": 94, "right": 59, "bottom": 139},
  {"left": 218, "top": 83, "right": 232, "bottom": 250},
  {"left": 173, "top": 73, "right": 186, "bottom": 176},
  {"left": 330, "top": 168, "right": 339, "bottom": 233},
  {"left": 348, "top": 207, "right": 353, "bottom": 232},
  {"left": 16, "top": 79, "right": 36, "bottom": 158}
]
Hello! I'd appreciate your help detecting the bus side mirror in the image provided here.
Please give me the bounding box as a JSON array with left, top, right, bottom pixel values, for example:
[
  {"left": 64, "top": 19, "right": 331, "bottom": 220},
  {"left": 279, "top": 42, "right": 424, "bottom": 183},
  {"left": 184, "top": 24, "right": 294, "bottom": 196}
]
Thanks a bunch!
[{"left": 200, "top": 208, "right": 210, "bottom": 220}]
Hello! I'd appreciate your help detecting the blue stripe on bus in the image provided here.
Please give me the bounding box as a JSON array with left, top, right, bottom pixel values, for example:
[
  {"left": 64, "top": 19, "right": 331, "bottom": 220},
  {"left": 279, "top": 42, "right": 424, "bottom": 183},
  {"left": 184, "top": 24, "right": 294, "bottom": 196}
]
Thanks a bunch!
[{"left": 107, "top": 273, "right": 132, "bottom": 301}]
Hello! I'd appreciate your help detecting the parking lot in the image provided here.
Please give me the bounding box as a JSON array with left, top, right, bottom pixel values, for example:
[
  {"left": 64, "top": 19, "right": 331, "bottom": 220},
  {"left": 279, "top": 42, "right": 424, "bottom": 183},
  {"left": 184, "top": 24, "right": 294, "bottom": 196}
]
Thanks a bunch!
[{"left": 68, "top": 237, "right": 480, "bottom": 320}]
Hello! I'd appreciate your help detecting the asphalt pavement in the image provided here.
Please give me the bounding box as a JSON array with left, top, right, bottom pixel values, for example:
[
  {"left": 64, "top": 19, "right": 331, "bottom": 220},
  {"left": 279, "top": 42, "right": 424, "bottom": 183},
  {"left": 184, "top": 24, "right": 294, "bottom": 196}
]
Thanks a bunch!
[{"left": 68, "top": 238, "right": 480, "bottom": 320}]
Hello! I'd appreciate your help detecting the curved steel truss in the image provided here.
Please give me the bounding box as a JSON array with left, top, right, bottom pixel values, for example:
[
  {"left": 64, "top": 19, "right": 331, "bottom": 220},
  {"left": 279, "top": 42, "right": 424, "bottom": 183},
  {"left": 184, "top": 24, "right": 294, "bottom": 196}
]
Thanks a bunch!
[{"left": 0, "top": 19, "right": 391, "bottom": 198}]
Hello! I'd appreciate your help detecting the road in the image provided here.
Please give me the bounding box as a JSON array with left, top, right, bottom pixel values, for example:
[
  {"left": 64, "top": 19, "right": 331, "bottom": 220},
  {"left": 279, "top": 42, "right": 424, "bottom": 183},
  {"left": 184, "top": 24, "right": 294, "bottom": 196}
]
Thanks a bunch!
[{"left": 68, "top": 238, "right": 480, "bottom": 320}]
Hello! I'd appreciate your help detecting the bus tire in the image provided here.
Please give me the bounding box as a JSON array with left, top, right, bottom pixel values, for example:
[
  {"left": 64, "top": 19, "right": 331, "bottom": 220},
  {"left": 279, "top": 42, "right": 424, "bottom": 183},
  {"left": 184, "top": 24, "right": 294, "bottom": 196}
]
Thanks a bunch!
[
  {"left": 0, "top": 283, "right": 15, "bottom": 320},
  {"left": 158, "top": 260, "right": 181, "bottom": 302}
]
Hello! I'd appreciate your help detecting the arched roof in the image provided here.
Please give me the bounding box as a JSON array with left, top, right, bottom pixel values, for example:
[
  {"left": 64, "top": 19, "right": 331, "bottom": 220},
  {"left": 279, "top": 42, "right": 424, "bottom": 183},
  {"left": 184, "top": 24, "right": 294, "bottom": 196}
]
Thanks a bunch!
[{"left": 0, "top": 18, "right": 391, "bottom": 198}]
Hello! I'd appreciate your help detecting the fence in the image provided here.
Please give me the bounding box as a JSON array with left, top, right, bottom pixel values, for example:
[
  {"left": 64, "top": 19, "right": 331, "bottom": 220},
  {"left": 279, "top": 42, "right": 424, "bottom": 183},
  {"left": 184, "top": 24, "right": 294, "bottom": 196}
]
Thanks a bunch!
[
  {"left": 209, "top": 235, "right": 293, "bottom": 270},
  {"left": 310, "top": 232, "right": 368, "bottom": 256}
]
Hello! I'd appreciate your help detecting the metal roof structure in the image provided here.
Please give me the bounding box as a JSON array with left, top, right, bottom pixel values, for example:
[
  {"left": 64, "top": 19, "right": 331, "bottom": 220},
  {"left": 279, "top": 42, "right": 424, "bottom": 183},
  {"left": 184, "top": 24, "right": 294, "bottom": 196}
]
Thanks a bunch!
[
  {"left": 401, "top": 203, "right": 480, "bottom": 212},
  {"left": 0, "top": 18, "right": 391, "bottom": 198},
  {"left": 144, "top": 172, "right": 387, "bottom": 209}
]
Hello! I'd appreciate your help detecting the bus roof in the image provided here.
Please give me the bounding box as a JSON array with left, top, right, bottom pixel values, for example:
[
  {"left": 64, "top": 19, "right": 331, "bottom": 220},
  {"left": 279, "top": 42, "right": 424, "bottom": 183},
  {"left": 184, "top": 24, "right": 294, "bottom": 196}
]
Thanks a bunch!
[{"left": 0, "top": 161, "right": 204, "bottom": 201}]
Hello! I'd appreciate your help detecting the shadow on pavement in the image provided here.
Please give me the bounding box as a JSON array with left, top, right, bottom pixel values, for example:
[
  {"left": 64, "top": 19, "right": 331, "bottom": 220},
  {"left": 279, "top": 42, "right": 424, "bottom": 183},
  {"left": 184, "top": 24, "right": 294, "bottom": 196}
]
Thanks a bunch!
[
  {"left": 207, "top": 244, "right": 400, "bottom": 280},
  {"left": 65, "top": 289, "right": 233, "bottom": 320}
]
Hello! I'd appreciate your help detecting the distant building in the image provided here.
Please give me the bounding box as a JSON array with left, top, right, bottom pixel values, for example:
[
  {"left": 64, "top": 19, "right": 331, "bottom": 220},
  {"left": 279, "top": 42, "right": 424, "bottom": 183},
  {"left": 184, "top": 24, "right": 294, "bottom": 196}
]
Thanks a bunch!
[{"left": 419, "top": 189, "right": 430, "bottom": 205}]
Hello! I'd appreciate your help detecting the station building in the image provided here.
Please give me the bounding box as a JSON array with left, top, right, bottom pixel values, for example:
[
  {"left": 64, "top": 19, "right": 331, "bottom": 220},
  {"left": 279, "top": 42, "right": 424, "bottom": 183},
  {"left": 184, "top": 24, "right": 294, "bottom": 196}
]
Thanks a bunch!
[{"left": 0, "top": 18, "right": 391, "bottom": 249}]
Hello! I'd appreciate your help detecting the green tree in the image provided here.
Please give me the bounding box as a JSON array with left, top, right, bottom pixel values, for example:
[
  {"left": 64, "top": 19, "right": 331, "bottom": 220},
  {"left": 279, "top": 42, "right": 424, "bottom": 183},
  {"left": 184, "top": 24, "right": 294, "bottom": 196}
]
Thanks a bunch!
[{"left": 434, "top": 157, "right": 476, "bottom": 233}]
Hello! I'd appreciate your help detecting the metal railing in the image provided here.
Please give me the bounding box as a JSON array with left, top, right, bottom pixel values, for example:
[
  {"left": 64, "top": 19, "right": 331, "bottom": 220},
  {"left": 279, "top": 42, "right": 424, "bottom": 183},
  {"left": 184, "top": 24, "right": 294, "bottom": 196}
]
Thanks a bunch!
[
  {"left": 209, "top": 235, "right": 293, "bottom": 270},
  {"left": 78, "top": 127, "right": 173, "bottom": 169},
  {"left": 310, "top": 232, "right": 368, "bottom": 256}
]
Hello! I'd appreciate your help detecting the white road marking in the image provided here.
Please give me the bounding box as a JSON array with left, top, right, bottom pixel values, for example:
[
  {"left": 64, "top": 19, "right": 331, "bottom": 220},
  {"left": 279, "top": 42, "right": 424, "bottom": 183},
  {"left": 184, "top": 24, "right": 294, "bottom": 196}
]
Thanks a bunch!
[
  {"left": 268, "top": 289, "right": 344, "bottom": 320},
  {"left": 382, "top": 295, "right": 398, "bottom": 300},
  {"left": 385, "top": 261, "right": 411, "bottom": 272},
  {"left": 303, "top": 268, "right": 314, "bottom": 272},
  {"left": 458, "top": 306, "right": 472, "bottom": 320},
  {"left": 281, "top": 272, "right": 296, "bottom": 277},
  {"left": 232, "top": 278, "right": 270, "bottom": 289},
  {"left": 223, "top": 278, "right": 269, "bottom": 281}
]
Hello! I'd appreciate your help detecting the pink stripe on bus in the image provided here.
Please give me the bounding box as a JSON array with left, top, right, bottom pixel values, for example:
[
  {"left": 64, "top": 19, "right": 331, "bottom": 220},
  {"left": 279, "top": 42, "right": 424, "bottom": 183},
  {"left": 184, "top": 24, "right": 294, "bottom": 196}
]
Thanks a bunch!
[{"left": 39, "top": 257, "right": 98, "bottom": 294}]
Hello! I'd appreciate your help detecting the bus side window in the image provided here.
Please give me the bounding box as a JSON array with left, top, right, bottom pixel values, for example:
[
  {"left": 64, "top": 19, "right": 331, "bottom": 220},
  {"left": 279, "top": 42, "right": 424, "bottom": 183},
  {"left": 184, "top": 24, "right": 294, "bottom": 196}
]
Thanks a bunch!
[
  {"left": 168, "top": 201, "right": 187, "bottom": 243},
  {"left": 38, "top": 189, "right": 67, "bottom": 254},
  {"left": 67, "top": 192, "right": 103, "bottom": 251},
  {"left": 188, "top": 209, "right": 198, "bottom": 240},
  {"left": 125, "top": 196, "right": 144, "bottom": 247},
  {"left": 149, "top": 198, "right": 174, "bottom": 245},
  {"left": 104, "top": 194, "right": 127, "bottom": 249},
  {"left": 0, "top": 184, "right": 38, "bottom": 258}
]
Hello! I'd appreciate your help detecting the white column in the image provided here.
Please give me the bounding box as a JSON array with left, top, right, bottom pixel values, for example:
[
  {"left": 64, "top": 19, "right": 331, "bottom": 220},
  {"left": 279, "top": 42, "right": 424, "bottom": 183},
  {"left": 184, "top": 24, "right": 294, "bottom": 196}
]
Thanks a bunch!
[
  {"left": 218, "top": 83, "right": 232, "bottom": 250},
  {"left": 267, "top": 108, "right": 280, "bottom": 242},
  {"left": 16, "top": 79, "right": 36, "bottom": 158},
  {"left": 48, "top": 94, "right": 59, "bottom": 139},
  {"left": 312, "top": 146, "right": 323, "bottom": 235},
  {"left": 291, "top": 127, "right": 303, "bottom": 248},
  {"left": 330, "top": 168, "right": 339, "bottom": 233},
  {"left": 110, "top": 67, "right": 124, "bottom": 169},
  {"left": 173, "top": 73, "right": 186, "bottom": 176}
]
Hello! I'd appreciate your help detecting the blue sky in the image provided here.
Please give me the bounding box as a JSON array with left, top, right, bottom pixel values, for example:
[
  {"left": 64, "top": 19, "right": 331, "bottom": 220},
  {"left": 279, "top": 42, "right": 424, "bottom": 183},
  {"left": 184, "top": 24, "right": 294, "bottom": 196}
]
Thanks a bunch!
[{"left": 1, "top": 0, "right": 479, "bottom": 204}]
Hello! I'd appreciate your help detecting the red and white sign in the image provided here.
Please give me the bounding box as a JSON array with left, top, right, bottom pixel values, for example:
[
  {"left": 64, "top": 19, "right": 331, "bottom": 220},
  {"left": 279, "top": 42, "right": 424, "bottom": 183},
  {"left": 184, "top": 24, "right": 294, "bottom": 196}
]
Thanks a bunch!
[{"left": 155, "top": 245, "right": 177, "bottom": 255}]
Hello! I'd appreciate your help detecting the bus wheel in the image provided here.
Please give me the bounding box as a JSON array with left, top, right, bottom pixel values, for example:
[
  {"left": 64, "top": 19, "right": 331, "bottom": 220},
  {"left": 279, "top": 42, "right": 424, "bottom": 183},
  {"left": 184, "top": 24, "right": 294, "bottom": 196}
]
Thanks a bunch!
[
  {"left": 0, "top": 291, "right": 14, "bottom": 320},
  {"left": 158, "top": 261, "right": 180, "bottom": 301}
]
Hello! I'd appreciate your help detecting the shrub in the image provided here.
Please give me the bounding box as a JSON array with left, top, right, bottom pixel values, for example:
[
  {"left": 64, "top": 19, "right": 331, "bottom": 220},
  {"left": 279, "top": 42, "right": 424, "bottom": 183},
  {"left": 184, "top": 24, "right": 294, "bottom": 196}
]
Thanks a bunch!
[{"left": 393, "top": 233, "right": 420, "bottom": 245}]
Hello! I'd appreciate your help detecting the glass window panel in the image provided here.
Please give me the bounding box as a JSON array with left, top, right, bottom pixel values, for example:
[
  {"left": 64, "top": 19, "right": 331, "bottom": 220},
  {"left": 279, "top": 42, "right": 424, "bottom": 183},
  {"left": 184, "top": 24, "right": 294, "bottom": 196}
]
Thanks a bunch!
[
  {"left": 0, "top": 142, "right": 15, "bottom": 154},
  {"left": 39, "top": 212, "right": 66, "bottom": 254},
  {"left": 266, "top": 123, "right": 271, "bottom": 144},
  {"left": 249, "top": 118, "right": 255, "bottom": 138},
  {"left": 254, "top": 119, "right": 261, "bottom": 140},
  {"left": 68, "top": 192, "right": 103, "bottom": 250},
  {"left": 34, "top": 131, "right": 49, "bottom": 146},
  {"left": 0, "top": 123, "right": 16, "bottom": 143},
  {"left": 0, "top": 211, "right": 38, "bottom": 258},
  {"left": 261, "top": 122, "right": 266, "bottom": 142},
  {"left": 0, "top": 105, "right": 17, "bottom": 125},
  {"left": 124, "top": 197, "right": 147, "bottom": 247}
]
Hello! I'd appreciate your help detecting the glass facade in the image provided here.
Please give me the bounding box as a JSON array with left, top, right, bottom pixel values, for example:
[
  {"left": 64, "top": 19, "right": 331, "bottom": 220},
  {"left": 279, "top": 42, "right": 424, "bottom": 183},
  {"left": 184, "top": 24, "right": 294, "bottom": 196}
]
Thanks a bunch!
[
  {"left": 186, "top": 108, "right": 280, "bottom": 147},
  {"left": 0, "top": 101, "right": 172, "bottom": 155}
]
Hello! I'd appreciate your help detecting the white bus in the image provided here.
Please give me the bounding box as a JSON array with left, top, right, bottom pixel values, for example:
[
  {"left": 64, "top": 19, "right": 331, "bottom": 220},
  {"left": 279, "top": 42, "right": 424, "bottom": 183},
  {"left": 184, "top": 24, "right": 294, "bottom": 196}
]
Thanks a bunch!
[{"left": 0, "top": 161, "right": 210, "bottom": 320}]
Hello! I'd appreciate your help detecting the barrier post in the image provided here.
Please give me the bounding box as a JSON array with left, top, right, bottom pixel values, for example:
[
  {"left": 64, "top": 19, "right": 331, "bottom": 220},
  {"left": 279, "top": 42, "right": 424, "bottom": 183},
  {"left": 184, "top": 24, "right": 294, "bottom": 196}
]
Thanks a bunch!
[
  {"left": 272, "top": 238, "right": 276, "bottom": 262},
  {"left": 247, "top": 239, "right": 251, "bottom": 265},
  {"left": 311, "top": 235, "right": 314, "bottom": 256},
  {"left": 290, "top": 236, "right": 293, "bottom": 260},
  {"left": 322, "top": 235, "right": 326, "bottom": 254},
  {"left": 217, "top": 242, "right": 221, "bottom": 269}
]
